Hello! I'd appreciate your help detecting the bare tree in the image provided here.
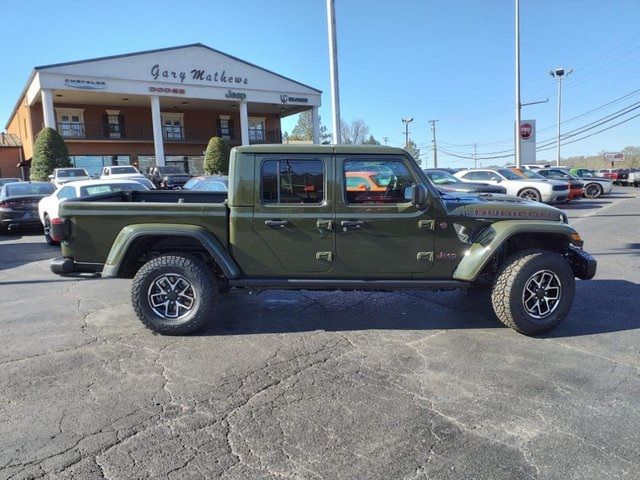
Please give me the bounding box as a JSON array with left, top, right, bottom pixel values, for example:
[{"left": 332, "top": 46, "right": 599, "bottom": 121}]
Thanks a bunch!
[{"left": 340, "top": 118, "right": 370, "bottom": 144}]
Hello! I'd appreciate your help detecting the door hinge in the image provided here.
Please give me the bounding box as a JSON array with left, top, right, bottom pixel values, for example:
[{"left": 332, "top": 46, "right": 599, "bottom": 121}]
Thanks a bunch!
[
  {"left": 316, "top": 251, "right": 333, "bottom": 262},
  {"left": 316, "top": 219, "right": 333, "bottom": 231},
  {"left": 418, "top": 220, "right": 435, "bottom": 230},
  {"left": 416, "top": 251, "right": 434, "bottom": 262}
]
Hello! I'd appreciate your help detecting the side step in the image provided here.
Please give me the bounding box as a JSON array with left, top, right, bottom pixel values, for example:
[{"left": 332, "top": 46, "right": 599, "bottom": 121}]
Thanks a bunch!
[{"left": 227, "top": 278, "right": 470, "bottom": 291}]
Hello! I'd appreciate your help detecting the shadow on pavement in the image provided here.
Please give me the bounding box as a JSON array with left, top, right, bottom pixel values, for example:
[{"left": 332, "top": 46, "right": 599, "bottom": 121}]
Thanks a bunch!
[
  {"left": 199, "top": 279, "right": 640, "bottom": 339},
  {"left": 0, "top": 231, "right": 59, "bottom": 271}
]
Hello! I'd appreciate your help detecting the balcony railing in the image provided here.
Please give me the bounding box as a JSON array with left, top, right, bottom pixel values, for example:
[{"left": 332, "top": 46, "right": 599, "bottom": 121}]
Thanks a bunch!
[{"left": 56, "top": 122, "right": 282, "bottom": 145}]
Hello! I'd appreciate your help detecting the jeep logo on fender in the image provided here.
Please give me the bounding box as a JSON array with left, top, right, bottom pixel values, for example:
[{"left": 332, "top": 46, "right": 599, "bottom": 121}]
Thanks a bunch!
[{"left": 280, "top": 93, "right": 309, "bottom": 104}]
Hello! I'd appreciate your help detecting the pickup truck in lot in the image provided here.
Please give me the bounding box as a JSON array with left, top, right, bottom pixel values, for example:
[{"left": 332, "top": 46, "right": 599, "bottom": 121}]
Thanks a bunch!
[{"left": 50, "top": 145, "right": 596, "bottom": 336}]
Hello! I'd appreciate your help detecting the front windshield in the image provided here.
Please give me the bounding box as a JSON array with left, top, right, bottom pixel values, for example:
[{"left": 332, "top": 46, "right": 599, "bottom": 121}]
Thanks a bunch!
[
  {"left": 426, "top": 171, "right": 459, "bottom": 185},
  {"left": 497, "top": 169, "right": 522, "bottom": 180}
]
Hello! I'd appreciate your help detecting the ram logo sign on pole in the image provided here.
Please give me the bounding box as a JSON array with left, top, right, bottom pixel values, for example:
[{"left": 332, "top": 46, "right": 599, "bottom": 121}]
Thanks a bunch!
[
  {"left": 519, "top": 120, "right": 536, "bottom": 164},
  {"left": 603, "top": 152, "right": 625, "bottom": 167}
]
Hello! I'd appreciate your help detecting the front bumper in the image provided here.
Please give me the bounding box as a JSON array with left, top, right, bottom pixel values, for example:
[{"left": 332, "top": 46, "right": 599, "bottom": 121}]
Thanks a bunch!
[
  {"left": 51, "top": 257, "right": 103, "bottom": 275},
  {"left": 567, "top": 246, "right": 597, "bottom": 280}
]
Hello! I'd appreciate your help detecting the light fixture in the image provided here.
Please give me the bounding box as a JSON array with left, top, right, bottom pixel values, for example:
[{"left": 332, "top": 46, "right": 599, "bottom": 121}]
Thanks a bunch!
[
  {"left": 280, "top": 107, "right": 285, "bottom": 112},
  {"left": 182, "top": 101, "right": 188, "bottom": 105},
  {"left": 56, "top": 94, "right": 63, "bottom": 97}
]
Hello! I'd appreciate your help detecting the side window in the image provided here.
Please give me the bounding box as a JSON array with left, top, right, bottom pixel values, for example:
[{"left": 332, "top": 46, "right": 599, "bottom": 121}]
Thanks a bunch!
[
  {"left": 344, "top": 158, "right": 416, "bottom": 204},
  {"left": 262, "top": 159, "right": 324, "bottom": 204},
  {"left": 57, "top": 186, "right": 76, "bottom": 200},
  {"left": 470, "top": 171, "right": 488, "bottom": 180},
  {"left": 487, "top": 172, "right": 502, "bottom": 181}
]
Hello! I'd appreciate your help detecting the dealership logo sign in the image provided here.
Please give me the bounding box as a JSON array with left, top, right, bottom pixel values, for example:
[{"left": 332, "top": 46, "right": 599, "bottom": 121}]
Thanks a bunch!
[
  {"left": 149, "top": 86, "right": 186, "bottom": 94},
  {"left": 64, "top": 78, "right": 107, "bottom": 90},
  {"left": 280, "top": 93, "right": 308, "bottom": 104},
  {"left": 225, "top": 90, "right": 247, "bottom": 100},
  {"left": 150, "top": 64, "right": 249, "bottom": 85},
  {"left": 520, "top": 122, "right": 533, "bottom": 139}
]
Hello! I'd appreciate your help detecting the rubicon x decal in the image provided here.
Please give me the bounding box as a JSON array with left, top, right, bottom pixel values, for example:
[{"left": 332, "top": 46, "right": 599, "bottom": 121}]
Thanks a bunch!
[{"left": 472, "top": 209, "right": 556, "bottom": 219}]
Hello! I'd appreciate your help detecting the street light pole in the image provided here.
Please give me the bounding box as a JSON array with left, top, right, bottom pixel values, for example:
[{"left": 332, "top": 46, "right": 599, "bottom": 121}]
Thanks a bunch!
[
  {"left": 550, "top": 67, "right": 573, "bottom": 166},
  {"left": 326, "top": 0, "right": 341, "bottom": 144},
  {"left": 429, "top": 119, "right": 439, "bottom": 168},
  {"left": 514, "top": 0, "right": 522, "bottom": 168},
  {"left": 401, "top": 117, "right": 413, "bottom": 147}
]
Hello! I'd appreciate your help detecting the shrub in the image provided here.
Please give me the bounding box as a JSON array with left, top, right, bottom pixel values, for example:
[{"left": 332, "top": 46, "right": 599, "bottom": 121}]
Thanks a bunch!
[
  {"left": 30, "top": 128, "right": 71, "bottom": 181},
  {"left": 203, "top": 137, "right": 231, "bottom": 175}
]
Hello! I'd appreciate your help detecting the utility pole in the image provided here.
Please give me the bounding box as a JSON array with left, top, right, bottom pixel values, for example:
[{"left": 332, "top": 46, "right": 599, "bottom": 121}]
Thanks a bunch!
[
  {"left": 401, "top": 117, "right": 413, "bottom": 147},
  {"left": 550, "top": 67, "right": 573, "bottom": 166},
  {"left": 326, "top": 0, "right": 341, "bottom": 144},
  {"left": 429, "top": 120, "right": 439, "bottom": 168},
  {"left": 514, "top": 0, "right": 522, "bottom": 168},
  {"left": 473, "top": 143, "right": 478, "bottom": 170},
  {"left": 382, "top": 136, "right": 389, "bottom": 146}
]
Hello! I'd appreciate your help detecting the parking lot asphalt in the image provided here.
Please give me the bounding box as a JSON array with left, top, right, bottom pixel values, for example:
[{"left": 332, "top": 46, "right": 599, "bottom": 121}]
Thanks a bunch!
[{"left": 0, "top": 188, "right": 639, "bottom": 480}]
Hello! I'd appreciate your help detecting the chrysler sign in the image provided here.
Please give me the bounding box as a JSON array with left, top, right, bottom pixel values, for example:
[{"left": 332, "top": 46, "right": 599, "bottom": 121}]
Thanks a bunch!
[{"left": 64, "top": 78, "right": 107, "bottom": 90}]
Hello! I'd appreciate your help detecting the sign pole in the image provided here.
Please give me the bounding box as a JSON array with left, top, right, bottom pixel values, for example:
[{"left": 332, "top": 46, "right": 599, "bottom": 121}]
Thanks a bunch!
[
  {"left": 514, "top": 0, "right": 522, "bottom": 168},
  {"left": 326, "top": 0, "right": 341, "bottom": 144}
]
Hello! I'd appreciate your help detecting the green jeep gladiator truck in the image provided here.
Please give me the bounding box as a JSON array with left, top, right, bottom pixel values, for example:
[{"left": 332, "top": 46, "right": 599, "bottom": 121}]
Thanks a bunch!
[{"left": 50, "top": 145, "right": 596, "bottom": 336}]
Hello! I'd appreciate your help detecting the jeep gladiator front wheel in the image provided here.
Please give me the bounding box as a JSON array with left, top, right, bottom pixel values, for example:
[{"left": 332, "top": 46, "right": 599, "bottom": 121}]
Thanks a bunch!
[
  {"left": 491, "top": 249, "right": 575, "bottom": 335},
  {"left": 131, "top": 254, "right": 217, "bottom": 335}
]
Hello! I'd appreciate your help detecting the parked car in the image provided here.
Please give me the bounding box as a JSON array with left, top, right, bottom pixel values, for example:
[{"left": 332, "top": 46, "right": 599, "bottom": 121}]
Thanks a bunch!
[
  {"left": 423, "top": 169, "right": 506, "bottom": 194},
  {"left": 597, "top": 168, "right": 629, "bottom": 185},
  {"left": 0, "top": 181, "right": 55, "bottom": 234},
  {"left": 50, "top": 144, "right": 597, "bottom": 337},
  {"left": 189, "top": 176, "right": 228, "bottom": 192},
  {"left": 627, "top": 169, "right": 640, "bottom": 187},
  {"left": 100, "top": 165, "right": 146, "bottom": 181},
  {"left": 454, "top": 168, "right": 569, "bottom": 203},
  {"left": 38, "top": 179, "right": 150, "bottom": 245},
  {"left": 0, "top": 178, "right": 21, "bottom": 187},
  {"left": 566, "top": 168, "right": 613, "bottom": 198},
  {"left": 514, "top": 168, "right": 584, "bottom": 201},
  {"left": 49, "top": 168, "right": 90, "bottom": 188},
  {"left": 147, "top": 166, "right": 193, "bottom": 190},
  {"left": 126, "top": 177, "right": 156, "bottom": 190}
]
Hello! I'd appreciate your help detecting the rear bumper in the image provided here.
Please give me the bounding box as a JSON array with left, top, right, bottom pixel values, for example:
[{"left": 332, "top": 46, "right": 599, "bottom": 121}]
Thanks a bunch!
[
  {"left": 567, "top": 246, "right": 597, "bottom": 280},
  {"left": 50, "top": 257, "right": 103, "bottom": 275},
  {"left": 1, "top": 215, "right": 41, "bottom": 230}
]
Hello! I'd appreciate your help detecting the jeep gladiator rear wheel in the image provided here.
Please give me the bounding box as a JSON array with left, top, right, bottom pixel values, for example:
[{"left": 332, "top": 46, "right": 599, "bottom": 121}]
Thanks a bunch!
[
  {"left": 131, "top": 254, "right": 217, "bottom": 335},
  {"left": 491, "top": 249, "right": 575, "bottom": 335}
]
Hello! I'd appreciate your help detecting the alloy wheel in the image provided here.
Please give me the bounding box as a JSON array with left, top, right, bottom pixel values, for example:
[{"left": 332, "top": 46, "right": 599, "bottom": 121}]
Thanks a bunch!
[
  {"left": 147, "top": 273, "right": 196, "bottom": 319},
  {"left": 522, "top": 269, "right": 562, "bottom": 319}
]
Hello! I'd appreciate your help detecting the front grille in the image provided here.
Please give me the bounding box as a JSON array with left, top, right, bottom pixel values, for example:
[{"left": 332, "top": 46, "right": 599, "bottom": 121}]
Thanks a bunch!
[
  {"left": 552, "top": 184, "right": 569, "bottom": 191},
  {"left": 556, "top": 195, "right": 567, "bottom": 202}
]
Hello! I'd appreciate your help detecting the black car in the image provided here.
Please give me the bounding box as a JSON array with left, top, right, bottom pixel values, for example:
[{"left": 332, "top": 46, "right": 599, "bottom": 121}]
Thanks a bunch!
[
  {"left": 0, "top": 182, "right": 55, "bottom": 233},
  {"left": 148, "top": 166, "right": 193, "bottom": 189},
  {"left": 423, "top": 169, "right": 507, "bottom": 194}
]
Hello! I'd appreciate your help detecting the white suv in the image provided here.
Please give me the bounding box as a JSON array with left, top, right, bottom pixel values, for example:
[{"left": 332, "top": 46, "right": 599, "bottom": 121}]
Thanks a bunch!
[{"left": 454, "top": 168, "right": 569, "bottom": 203}]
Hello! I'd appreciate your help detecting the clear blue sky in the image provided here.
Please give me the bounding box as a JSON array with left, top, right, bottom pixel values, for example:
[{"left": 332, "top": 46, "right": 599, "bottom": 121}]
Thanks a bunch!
[{"left": 2, "top": 0, "right": 639, "bottom": 167}]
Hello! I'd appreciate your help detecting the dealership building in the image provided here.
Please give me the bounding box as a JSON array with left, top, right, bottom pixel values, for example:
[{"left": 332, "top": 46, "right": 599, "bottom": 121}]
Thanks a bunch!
[{"left": 3, "top": 44, "right": 322, "bottom": 177}]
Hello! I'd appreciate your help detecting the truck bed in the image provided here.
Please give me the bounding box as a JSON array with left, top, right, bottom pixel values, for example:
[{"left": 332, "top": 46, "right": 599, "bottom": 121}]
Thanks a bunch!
[{"left": 59, "top": 190, "right": 229, "bottom": 264}]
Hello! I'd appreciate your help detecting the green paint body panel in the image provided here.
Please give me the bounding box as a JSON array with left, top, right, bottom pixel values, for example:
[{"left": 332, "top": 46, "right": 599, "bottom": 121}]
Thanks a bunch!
[{"left": 57, "top": 144, "right": 587, "bottom": 284}]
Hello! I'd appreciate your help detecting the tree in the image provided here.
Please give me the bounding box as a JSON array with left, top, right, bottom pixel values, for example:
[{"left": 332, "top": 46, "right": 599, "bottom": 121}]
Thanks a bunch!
[
  {"left": 340, "top": 118, "right": 370, "bottom": 144},
  {"left": 362, "top": 135, "right": 381, "bottom": 145},
  {"left": 288, "top": 110, "right": 331, "bottom": 144},
  {"left": 30, "top": 128, "right": 70, "bottom": 181},
  {"left": 203, "top": 137, "right": 231, "bottom": 175},
  {"left": 404, "top": 140, "right": 421, "bottom": 165}
]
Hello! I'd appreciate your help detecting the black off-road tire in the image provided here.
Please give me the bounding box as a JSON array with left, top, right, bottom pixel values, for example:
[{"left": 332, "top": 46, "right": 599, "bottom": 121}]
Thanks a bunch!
[
  {"left": 43, "top": 215, "right": 59, "bottom": 246},
  {"left": 491, "top": 249, "right": 575, "bottom": 335},
  {"left": 131, "top": 254, "right": 217, "bottom": 335}
]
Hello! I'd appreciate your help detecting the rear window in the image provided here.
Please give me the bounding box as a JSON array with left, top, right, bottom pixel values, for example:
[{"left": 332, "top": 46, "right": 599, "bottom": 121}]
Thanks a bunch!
[
  {"left": 57, "top": 169, "right": 87, "bottom": 178},
  {"left": 262, "top": 159, "right": 324, "bottom": 204},
  {"left": 110, "top": 166, "right": 138, "bottom": 174},
  {"left": 79, "top": 183, "right": 146, "bottom": 197},
  {"left": 5, "top": 183, "right": 55, "bottom": 196}
]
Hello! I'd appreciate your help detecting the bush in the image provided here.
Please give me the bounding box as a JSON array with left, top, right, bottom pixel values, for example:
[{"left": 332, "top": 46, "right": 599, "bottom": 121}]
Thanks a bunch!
[
  {"left": 203, "top": 137, "right": 231, "bottom": 175},
  {"left": 30, "top": 128, "right": 71, "bottom": 181}
]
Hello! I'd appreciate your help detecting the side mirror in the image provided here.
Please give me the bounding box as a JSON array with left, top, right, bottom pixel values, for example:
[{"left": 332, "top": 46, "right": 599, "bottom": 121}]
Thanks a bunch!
[{"left": 410, "top": 184, "right": 428, "bottom": 207}]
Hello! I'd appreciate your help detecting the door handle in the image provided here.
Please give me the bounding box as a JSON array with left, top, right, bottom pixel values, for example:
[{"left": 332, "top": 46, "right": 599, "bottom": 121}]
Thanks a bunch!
[
  {"left": 265, "top": 219, "right": 289, "bottom": 228},
  {"left": 340, "top": 220, "right": 365, "bottom": 230}
]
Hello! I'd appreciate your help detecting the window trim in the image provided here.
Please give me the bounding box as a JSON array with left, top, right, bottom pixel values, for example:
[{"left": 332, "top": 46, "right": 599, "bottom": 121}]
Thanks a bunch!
[
  {"left": 259, "top": 157, "right": 327, "bottom": 208},
  {"left": 56, "top": 108, "right": 85, "bottom": 138},
  {"left": 341, "top": 156, "right": 418, "bottom": 208}
]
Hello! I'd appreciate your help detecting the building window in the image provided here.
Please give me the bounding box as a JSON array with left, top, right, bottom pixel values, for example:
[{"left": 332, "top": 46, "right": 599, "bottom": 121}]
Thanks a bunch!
[
  {"left": 249, "top": 117, "right": 266, "bottom": 143},
  {"left": 69, "top": 155, "right": 130, "bottom": 178},
  {"left": 262, "top": 159, "right": 324, "bottom": 204},
  {"left": 56, "top": 108, "right": 85, "bottom": 138},
  {"left": 162, "top": 113, "right": 184, "bottom": 140},
  {"left": 218, "top": 115, "right": 233, "bottom": 141},
  {"left": 104, "top": 110, "right": 124, "bottom": 139}
]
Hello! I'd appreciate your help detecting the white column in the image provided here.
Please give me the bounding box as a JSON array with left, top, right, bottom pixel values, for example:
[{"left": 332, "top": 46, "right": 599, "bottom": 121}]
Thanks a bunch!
[
  {"left": 239, "top": 101, "right": 249, "bottom": 146},
  {"left": 311, "top": 106, "right": 320, "bottom": 144},
  {"left": 41, "top": 89, "right": 56, "bottom": 129},
  {"left": 150, "top": 96, "right": 165, "bottom": 166}
]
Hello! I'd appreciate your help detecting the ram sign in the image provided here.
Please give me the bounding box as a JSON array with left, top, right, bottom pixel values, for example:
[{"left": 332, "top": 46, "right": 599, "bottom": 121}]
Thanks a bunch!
[{"left": 603, "top": 152, "right": 625, "bottom": 163}]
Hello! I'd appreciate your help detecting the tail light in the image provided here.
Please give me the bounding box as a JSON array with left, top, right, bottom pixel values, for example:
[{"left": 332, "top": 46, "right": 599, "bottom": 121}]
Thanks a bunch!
[{"left": 50, "top": 217, "right": 71, "bottom": 242}]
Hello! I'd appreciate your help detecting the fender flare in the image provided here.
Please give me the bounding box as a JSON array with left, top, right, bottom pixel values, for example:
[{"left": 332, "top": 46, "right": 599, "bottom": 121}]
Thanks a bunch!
[
  {"left": 101, "top": 223, "right": 241, "bottom": 279},
  {"left": 452, "top": 220, "right": 579, "bottom": 281}
]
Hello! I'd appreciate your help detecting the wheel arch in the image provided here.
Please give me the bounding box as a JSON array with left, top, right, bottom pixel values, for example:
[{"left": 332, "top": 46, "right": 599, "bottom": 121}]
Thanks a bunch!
[
  {"left": 453, "top": 220, "right": 579, "bottom": 282},
  {"left": 517, "top": 186, "right": 541, "bottom": 198},
  {"left": 102, "top": 224, "right": 241, "bottom": 279}
]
